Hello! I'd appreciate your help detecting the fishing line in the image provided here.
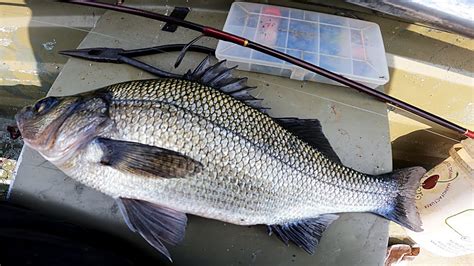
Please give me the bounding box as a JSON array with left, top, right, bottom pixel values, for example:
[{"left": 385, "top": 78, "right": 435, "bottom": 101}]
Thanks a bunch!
[
  {"left": 174, "top": 34, "right": 206, "bottom": 68},
  {"left": 422, "top": 129, "right": 461, "bottom": 143}
]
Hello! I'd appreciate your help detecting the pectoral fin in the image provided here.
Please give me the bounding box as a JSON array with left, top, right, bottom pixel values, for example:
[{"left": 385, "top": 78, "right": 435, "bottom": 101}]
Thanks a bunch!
[
  {"left": 97, "top": 138, "right": 202, "bottom": 179},
  {"left": 117, "top": 198, "right": 187, "bottom": 261},
  {"left": 268, "top": 214, "right": 339, "bottom": 254}
]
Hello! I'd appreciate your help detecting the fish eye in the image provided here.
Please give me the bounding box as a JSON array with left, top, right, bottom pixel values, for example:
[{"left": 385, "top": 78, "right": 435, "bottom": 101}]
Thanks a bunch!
[{"left": 34, "top": 97, "right": 59, "bottom": 114}]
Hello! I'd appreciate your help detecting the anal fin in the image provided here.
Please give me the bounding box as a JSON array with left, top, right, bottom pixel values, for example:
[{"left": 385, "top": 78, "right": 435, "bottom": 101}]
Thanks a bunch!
[
  {"left": 268, "top": 214, "right": 339, "bottom": 254},
  {"left": 117, "top": 198, "right": 187, "bottom": 261}
]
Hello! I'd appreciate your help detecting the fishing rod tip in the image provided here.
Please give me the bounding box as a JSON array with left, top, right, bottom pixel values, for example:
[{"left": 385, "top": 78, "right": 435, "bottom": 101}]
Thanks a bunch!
[{"left": 464, "top": 129, "right": 474, "bottom": 139}]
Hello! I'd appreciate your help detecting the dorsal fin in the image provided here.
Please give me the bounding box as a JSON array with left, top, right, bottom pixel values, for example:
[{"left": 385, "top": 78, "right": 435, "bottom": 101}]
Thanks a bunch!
[
  {"left": 184, "top": 56, "right": 266, "bottom": 112},
  {"left": 275, "top": 118, "right": 341, "bottom": 164}
]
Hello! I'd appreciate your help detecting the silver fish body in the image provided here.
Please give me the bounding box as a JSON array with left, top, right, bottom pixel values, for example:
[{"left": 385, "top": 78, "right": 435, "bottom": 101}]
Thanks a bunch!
[
  {"left": 67, "top": 79, "right": 394, "bottom": 224},
  {"left": 16, "top": 59, "right": 424, "bottom": 259}
]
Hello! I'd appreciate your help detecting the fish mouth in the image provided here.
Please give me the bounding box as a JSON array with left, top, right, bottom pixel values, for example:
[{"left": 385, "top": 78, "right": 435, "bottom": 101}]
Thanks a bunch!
[
  {"left": 15, "top": 99, "right": 82, "bottom": 152},
  {"left": 15, "top": 106, "right": 32, "bottom": 130},
  {"left": 15, "top": 106, "right": 37, "bottom": 147}
]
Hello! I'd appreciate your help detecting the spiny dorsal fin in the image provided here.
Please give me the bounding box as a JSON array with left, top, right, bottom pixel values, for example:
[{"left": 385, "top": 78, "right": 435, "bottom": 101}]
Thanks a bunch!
[
  {"left": 184, "top": 56, "right": 266, "bottom": 112},
  {"left": 274, "top": 118, "right": 341, "bottom": 164}
]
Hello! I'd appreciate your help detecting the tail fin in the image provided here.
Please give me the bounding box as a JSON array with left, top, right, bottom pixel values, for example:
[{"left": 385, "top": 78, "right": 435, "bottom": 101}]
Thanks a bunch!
[{"left": 376, "top": 167, "right": 426, "bottom": 232}]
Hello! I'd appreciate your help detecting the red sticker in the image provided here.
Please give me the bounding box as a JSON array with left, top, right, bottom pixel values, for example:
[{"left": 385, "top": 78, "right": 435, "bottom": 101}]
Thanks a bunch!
[{"left": 422, "top": 175, "right": 440, "bottom": 190}]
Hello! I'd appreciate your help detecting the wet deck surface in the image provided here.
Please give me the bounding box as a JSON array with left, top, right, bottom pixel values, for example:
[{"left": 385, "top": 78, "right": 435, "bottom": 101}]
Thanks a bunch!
[{"left": 9, "top": 6, "right": 392, "bottom": 265}]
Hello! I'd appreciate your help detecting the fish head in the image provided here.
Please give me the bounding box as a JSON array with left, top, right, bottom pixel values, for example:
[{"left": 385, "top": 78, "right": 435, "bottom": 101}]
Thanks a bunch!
[{"left": 16, "top": 92, "right": 112, "bottom": 163}]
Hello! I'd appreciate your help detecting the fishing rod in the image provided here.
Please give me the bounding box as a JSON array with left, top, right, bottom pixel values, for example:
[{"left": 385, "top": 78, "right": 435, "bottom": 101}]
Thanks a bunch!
[{"left": 62, "top": 0, "right": 473, "bottom": 139}]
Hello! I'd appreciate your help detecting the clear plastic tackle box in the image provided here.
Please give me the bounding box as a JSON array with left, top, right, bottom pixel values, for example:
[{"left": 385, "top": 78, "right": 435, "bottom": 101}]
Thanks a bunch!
[{"left": 216, "top": 2, "right": 390, "bottom": 88}]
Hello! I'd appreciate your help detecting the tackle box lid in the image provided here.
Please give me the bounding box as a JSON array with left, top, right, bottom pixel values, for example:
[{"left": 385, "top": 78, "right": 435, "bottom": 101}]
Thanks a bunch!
[{"left": 216, "top": 2, "right": 390, "bottom": 88}]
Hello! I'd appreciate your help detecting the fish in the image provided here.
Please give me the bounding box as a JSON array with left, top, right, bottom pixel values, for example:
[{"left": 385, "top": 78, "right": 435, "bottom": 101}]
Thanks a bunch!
[{"left": 15, "top": 56, "right": 425, "bottom": 261}]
